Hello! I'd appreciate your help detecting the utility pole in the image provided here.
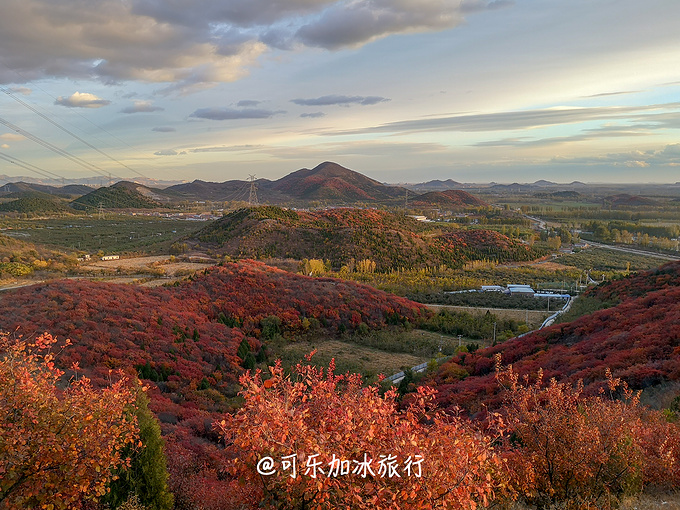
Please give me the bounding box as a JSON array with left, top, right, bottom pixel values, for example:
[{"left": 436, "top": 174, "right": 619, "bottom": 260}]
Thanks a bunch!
[
  {"left": 98, "top": 202, "right": 104, "bottom": 220},
  {"left": 248, "top": 175, "right": 259, "bottom": 206},
  {"left": 404, "top": 189, "right": 409, "bottom": 209}
]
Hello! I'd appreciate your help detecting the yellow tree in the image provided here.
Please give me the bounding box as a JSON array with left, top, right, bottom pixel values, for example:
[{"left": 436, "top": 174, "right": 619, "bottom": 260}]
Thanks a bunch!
[{"left": 0, "top": 333, "right": 139, "bottom": 509}]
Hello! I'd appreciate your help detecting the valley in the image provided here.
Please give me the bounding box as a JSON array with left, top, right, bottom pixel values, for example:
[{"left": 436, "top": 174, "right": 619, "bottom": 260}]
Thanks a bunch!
[{"left": 2, "top": 161, "right": 680, "bottom": 509}]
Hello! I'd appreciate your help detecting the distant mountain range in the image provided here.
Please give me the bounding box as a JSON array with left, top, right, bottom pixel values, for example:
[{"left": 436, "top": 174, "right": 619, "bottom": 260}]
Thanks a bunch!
[{"left": 2, "top": 162, "right": 679, "bottom": 212}]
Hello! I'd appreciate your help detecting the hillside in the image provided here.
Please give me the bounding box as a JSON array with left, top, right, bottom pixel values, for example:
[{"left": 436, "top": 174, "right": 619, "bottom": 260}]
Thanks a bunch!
[
  {"left": 272, "top": 161, "right": 406, "bottom": 201},
  {"left": 428, "top": 260, "right": 680, "bottom": 415},
  {"left": 0, "top": 260, "right": 425, "bottom": 503},
  {"left": 71, "top": 181, "right": 164, "bottom": 210},
  {"left": 0, "top": 181, "right": 92, "bottom": 198},
  {"left": 0, "top": 233, "right": 76, "bottom": 275},
  {"left": 193, "top": 206, "right": 544, "bottom": 270},
  {"left": 0, "top": 192, "right": 73, "bottom": 215},
  {"left": 410, "top": 178, "right": 462, "bottom": 191},
  {"left": 605, "top": 193, "right": 658, "bottom": 207},
  {"left": 411, "top": 189, "right": 488, "bottom": 208}
]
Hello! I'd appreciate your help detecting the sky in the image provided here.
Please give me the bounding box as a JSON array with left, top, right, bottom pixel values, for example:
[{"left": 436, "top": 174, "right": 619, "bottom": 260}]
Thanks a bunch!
[{"left": 0, "top": 0, "right": 679, "bottom": 185}]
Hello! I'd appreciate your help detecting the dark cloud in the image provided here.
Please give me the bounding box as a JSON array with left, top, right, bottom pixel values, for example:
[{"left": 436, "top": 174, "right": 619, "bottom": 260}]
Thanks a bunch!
[
  {"left": 55, "top": 92, "right": 111, "bottom": 108},
  {"left": 237, "top": 100, "right": 261, "bottom": 107},
  {"left": 0, "top": 0, "right": 512, "bottom": 89},
  {"left": 296, "top": 0, "right": 463, "bottom": 49},
  {"left": 152, "top": 127, "right": 176, "bottom": 132},
  {"left": 300, "top": 112, "right": 326, "bottom": 118},
  {"left": 120, "top": 100, "right": 164, "bottom": 113},
  {"left": 189, "top": 107, "right": 285, "bottom": 120},
  {"left": 292, "top": 95, "right": 389, "bottom": 106}
]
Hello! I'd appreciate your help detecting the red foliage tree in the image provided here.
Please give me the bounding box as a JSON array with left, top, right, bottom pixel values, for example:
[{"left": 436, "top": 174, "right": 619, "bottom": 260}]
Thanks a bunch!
[
  {"left": 217, "top": 354, "right": 504, "bottom": 509},
  {"left": 0, "top": 332, "right": 139, "bottom": 509}
]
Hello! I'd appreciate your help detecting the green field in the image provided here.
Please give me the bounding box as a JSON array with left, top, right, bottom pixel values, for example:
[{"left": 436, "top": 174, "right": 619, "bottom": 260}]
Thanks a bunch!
[{"left": 0, "top": 215, "right": 208, "bottom": 255}]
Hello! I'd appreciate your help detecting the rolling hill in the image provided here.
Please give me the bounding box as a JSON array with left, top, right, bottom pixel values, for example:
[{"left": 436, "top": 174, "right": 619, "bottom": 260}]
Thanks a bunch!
[
  {"left": 193, "top": 206, "right": 544, "bottom": 270},
  {"left": 0, "top": 260, "right": 426, "bottom": 505},
  {"left": 428, "top": 260, "right": 680, "bottom": 416},
  {"left": 271, "top": 161, "right": 407, "bottom": 202},
  {"left": 0, "top": 181, "right": 93, "bottom": 198},
  {"left": 411, "top": 189, "right": 488, "bottom": 208},
  {"left": 604, "top": 194, "right": 658, "bottom": 207},
  {"left": 0, "top": 192, "right": 73, "bottom": 215},
  {"left": 71, "top": 181, "right": 166, "bottom": 210}
]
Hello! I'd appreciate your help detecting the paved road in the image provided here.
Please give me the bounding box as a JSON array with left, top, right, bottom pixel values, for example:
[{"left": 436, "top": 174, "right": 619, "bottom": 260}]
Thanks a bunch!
[{"left": 586, "top": 241, "right": 680, "bottom": 261}]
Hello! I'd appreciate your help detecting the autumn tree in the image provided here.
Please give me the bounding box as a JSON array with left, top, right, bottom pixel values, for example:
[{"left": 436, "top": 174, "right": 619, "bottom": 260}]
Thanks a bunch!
[
  {"left": 217, "top": 353, "right": 504, "bottom": 510},
  {"left": 0, "top": 333, "right": 139, "bottom": 509},
  {"left": 498, "top": 362, "right": 680, "bottom": 509}
]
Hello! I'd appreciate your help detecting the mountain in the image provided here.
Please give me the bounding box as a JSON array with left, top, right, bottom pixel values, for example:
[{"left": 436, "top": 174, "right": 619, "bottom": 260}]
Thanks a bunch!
[
  {"left": 271, "top": 161, "right": 407, "bottom": 202},
  {"left": 0, "top": 181, "right": 93, "bottom": 198},
  {"left": 192, "top": 206, "right": 544, "bottom": 270},
  {"left": 532, "top": 179, "right": 557, "bottom": 187},
  {"left": 411, "top": 189, "right": 488, "bottom": 208},
  {"left": 429, "top": 260, "right": 680, "bottom": 416},
  {"left": 410, "top": 179, "right": 463, "bottom": 191},
  {"left": 604, "top": 194, "right": 658, "bottom": 207},
  {"left": 71, "top": 181, "right": 167, "bottom": 210},
  {"left": 0, "top": 192, "right": 73, "bottom": 215}
]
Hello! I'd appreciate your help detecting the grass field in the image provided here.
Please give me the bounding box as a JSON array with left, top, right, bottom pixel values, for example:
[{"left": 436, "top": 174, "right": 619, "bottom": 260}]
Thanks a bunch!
[{"left": 0, "top": 215, "right": 207, "bottom": 254}]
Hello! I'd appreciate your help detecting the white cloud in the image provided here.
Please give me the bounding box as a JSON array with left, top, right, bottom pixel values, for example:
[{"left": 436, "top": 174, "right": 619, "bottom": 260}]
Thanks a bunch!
[
  {"left": 0, "top": 133, "right": 25, "bottom": 141},
  {"left": 55, "top": 92, "right": 111, "bottom": 108},
  {"left": 0, "top": 144, "right": 9, "bottom": 149},
  {"left": 120, "top": 100, "right": 164, "bottom": 113}
]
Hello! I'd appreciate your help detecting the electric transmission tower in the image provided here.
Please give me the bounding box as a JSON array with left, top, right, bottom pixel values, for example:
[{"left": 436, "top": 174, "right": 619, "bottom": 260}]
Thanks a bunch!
[
  {"left": 98, "top": 202, "right": 105, "bottom": 219},
  {"left": 248, "top": 175, "right": 259, "bottom": 206}
]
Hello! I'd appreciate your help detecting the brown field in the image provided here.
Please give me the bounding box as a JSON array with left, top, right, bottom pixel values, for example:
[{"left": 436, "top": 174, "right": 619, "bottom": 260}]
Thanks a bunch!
[{"left": 81, "top": 255, "right": 214, "bottom": 275}]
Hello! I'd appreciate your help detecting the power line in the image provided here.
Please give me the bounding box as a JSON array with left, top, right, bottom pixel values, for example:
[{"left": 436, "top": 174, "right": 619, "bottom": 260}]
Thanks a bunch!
[
  {"left": 0, "top": 57, "right": 186, "bottom": 183},
  {"left": 0, "top": 115, "right": 123, "bottom": 181},
  {"left": 0, "top": 151, "right": 67, "bottom": 183},
  {"left": 1, "top": 86, "right": 149, "bottom": 180}
]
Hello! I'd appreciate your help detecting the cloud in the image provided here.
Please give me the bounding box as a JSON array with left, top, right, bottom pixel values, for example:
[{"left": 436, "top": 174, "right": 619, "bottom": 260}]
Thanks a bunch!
[
  {"left": 329, "top": 103, "right": 680, "bottom": 135},
  {"left": 154, "top": 149, "right": 179, "bottom": 156},
  {"left": 0, "top": 144, "right": 9, "bottom": 149},
  {"left": 9, "top": 87, "right": 31, "bottom": 95},
  {"left": 474, "top": 125, "right": 651, "bottom": 147},
  {"left": 237, "top": 100, "right": 261, "bottom": 107},
  {"left": 292, "top": 95, "right": 389, "bottom": 106},
  {"left": 189, "top": 107, "right": 285, "bottom": 120},
  {"left": 190, "top": 144, "right": 263, "bottom": 153},
  {"left": 55, "top": 92, "right": 111, "bottom": 108},
  {"left": 296, "top": 0, "right": 464, "bottom": 49},
  {"left": 552, "top": 143, "right": 680, "bottom": 168},
  {"left": 0, "top": 0, "right": 503, "bottom": 89},
  {"left": 300, "top": 112, "right": 326, "bottom": 118},
  {"left": 152, "top": 126, "right": 176, "bottom": 132},
  {"left": 0, "top": 133, "right": 25, "bottom": 141},
  {"left": 120, "top": 100, "right": 164, "bottom": 113},
  {"left": 0, "top": 0, "right": 267, "bottom": 91}
]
